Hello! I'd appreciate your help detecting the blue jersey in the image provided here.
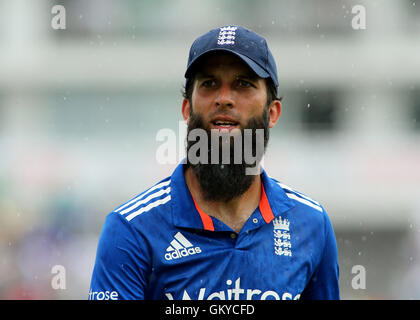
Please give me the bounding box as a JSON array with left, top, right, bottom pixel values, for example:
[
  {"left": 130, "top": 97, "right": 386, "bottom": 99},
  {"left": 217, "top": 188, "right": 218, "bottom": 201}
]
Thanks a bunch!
[{"left": 89, "top": 162, "right": 340, "bottom": 300}]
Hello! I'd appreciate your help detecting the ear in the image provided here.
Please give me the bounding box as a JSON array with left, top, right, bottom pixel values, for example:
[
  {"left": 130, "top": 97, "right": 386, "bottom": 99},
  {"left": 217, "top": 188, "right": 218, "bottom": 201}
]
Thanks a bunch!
[
  {"left": 268, "top": 100, "right": 282, "bottom": 128},
  {"left": 182, "top": 98, "right": 191, "bottom": 125}
]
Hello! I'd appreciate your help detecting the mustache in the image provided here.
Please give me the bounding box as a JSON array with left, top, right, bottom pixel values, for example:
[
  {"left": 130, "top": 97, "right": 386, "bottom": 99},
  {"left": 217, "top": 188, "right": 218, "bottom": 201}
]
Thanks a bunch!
[{"left": 189, "top": 108, "right": 267, "bottom": 131}]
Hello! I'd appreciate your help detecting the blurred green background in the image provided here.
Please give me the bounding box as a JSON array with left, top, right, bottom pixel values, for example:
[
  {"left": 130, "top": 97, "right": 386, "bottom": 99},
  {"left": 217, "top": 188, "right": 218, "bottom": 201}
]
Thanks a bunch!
[{"left": 1, "top": 0, "right": 420, "bottom": 299}]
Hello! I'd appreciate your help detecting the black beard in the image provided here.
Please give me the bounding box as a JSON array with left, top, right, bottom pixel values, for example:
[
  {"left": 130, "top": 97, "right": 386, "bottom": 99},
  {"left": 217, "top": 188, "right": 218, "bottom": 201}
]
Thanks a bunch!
[{"left": 186, "top": 107, "right": 270, "bottom": 202}]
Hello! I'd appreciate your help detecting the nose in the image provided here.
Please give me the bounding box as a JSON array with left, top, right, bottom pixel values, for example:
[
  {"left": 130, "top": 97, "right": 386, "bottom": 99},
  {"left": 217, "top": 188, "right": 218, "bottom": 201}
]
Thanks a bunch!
[{"left": 215, "top": 83, "right": 234, "bottom": 108}]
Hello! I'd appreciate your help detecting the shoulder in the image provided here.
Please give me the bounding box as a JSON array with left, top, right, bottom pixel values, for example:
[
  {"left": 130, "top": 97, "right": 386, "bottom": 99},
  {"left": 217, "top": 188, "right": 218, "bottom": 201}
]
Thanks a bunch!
[
  {"left": 277, "top": 181, "right": 324, "bottom": 213},
  {"left": 269, "top": 177, "right": 336, "bottom": 237},
  {"left": 267, "top": 174, "right": 326, "bottom": 217},
  {"left": 111, "top": 176, "right": 172, "bottom": 224},
  {"left": 95, "top": 177, "right": 173, "bottom": 260}
]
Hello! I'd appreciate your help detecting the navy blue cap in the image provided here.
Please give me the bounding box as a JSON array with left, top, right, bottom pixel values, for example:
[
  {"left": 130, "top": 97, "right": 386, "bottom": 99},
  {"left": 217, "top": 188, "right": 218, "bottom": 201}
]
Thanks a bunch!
[{"left": 185, "top": 25, "right": 278, "bottom": 90}]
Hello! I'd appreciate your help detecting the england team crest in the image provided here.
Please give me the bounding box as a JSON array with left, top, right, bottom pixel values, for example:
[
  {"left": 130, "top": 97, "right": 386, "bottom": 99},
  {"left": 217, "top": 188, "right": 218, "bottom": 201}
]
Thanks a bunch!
[{"left": 273, "top": 217, "right": 292, "bottom": 257}]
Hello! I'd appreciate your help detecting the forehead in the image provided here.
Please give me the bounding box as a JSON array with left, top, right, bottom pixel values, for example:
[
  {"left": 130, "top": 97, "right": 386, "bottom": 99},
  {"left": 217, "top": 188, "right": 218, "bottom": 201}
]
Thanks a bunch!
[{"left": 193, "top": 52, "right": 259, "bottom": 78}]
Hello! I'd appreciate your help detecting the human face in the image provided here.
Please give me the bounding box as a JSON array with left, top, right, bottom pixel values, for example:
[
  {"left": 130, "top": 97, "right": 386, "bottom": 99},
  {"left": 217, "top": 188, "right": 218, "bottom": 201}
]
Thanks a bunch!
[
  {"left": 184, "top": 52, "right": 269, "bottom": 132},
  {"left": 182, "top": 53, "right": 274, "bottom": 202}
]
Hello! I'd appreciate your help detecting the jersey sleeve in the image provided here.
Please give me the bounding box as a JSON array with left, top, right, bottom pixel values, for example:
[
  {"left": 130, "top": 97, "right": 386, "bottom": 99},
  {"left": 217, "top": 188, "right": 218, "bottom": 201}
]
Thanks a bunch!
[
  {"left": 89, "top": 212, "right": 150, "bottom": 300},
  {"left": 300, "top": 209, "right": 340, "bottom": 300}
]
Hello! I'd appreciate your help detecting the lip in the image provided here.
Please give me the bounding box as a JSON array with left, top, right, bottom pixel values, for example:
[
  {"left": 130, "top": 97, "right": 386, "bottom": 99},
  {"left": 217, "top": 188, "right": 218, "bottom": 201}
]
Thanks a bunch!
[{"left": 210, "top": 116, "right": 240, "bottom": 132}]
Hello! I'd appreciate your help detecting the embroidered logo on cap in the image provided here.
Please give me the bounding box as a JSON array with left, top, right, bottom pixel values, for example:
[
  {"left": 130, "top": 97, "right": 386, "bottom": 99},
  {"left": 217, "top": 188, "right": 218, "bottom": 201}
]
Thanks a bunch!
[{"left": 217, "top": 26, "right": 237, "bottom": 45}]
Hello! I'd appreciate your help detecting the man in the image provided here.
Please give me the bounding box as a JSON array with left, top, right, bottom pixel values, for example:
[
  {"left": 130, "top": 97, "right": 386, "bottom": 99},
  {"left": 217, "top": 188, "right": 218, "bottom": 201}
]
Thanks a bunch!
[{"left": 89, "top": 25, "right": 340, "bottom": 300}]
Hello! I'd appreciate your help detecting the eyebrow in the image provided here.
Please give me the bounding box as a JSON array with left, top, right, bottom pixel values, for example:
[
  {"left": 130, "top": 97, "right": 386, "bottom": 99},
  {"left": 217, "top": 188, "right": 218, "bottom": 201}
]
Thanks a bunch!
[
  {"left": 195, "top": 72, "right": 213, "bottom": 80},
  {"left": 236, "top": 73, "right": 259, "bottom": 81}
]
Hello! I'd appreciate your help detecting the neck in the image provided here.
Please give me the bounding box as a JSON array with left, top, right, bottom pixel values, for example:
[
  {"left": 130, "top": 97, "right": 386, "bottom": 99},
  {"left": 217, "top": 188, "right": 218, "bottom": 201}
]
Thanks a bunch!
[{"left": 184, "top": 166, "right": 262, "bottom": 233}]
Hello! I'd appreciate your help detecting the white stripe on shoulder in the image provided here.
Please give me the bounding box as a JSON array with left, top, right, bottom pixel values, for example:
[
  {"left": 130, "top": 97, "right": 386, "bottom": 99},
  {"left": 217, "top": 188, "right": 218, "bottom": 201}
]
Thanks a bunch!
[
  {"left": 119, "top": 186, "right": 171, "bottom": 215},
  {"left": 125, "top": 195, "right": 171, "bottom": 221},
  {"left": 114, "top": 179, "right": 171, "bottom": 213},
  {"left": 285, "top": 192, "right": 323, "bottom": 212},
  {"left": 277, "top": 182, "right": 320, "bottom": 206}
]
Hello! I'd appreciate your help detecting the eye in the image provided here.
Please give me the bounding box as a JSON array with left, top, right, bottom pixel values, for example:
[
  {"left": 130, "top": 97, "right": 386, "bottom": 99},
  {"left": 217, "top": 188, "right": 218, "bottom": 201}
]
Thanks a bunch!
[
  {"left": 237, "top": 79, "right": 254, "bottom": 88},
  {"left": 200, "top": 79, "right": 217, "bottom": 88}
]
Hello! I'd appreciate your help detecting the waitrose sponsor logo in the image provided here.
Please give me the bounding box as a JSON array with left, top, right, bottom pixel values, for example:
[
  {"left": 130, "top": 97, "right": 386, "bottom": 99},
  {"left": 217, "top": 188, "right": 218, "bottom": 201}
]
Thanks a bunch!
[{"left": 165, "top": 277, "right": 301, "bottom": 300}]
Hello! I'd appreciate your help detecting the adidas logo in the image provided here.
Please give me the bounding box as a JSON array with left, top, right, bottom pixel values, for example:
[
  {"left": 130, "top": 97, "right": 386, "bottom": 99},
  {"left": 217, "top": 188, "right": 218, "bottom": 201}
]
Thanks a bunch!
[{"left": 164, "top": 232, "right": 202, "bottom": 261}]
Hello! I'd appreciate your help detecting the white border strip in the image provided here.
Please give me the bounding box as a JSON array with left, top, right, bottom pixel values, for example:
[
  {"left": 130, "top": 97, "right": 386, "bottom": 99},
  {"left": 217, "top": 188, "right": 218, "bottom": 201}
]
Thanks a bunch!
[
  {"left": 115, "top": 179, "right": 171, "bottom": 213},
  {"left": 119, "top": 187, "right": 171, "bottom": 215},
  {"left": 125, "top": 195, "right": 171, "bottom": 221},
  {"left": 278, "top": 182, "right": 320, "bottom": 206},
  {"left": 285, "top": 193, "right": 323, "bottom": 212}
]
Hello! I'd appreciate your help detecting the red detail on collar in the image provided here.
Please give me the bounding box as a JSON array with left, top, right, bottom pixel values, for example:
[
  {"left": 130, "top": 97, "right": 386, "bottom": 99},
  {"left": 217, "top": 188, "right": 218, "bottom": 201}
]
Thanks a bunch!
[
  {"left": 191, "top": 179, "right": 274, "bottom": 231},
  {"left": 259, "top": 182, "right": 275, "bottom": 224},
  {"left": 192, "top": 197, "right": 215, "bottom": 231}
]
